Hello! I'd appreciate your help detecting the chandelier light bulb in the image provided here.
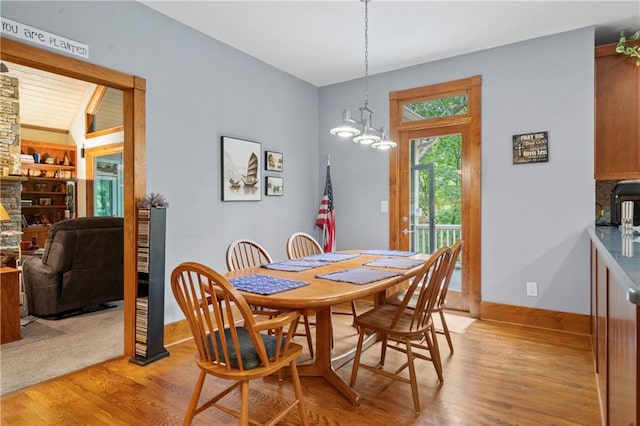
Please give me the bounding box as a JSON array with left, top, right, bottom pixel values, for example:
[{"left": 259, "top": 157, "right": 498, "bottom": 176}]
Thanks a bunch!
[
  {"left": 372, "top": 127, "right": 397, "bottom": 150},
  {"left": 353, "top": 119, "right": 381, "bottom": 145},
  {"left": 330, "top": 109, "right": 361, "bottom": 138}
]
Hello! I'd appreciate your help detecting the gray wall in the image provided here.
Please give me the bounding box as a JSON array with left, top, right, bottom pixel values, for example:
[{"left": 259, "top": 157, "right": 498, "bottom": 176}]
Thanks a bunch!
[
  {"left": 3, "top": 1, "right": 596, "bottom": 319},
  {"left": 319, "top": 27, "right": 595, "bottom": 315},
  {"left": 2, "top": 1, "right": 320, "bottom": 323}
]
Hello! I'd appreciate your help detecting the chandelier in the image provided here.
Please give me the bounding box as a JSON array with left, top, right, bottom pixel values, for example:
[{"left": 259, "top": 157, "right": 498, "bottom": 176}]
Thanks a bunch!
[{"left": 330, "top": 0, "right": 396, "bottom": 150}]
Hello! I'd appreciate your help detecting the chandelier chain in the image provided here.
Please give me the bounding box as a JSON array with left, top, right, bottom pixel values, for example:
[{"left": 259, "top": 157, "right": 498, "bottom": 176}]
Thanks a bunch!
[
  {"left": 364, "top": 0, "right": 369, "bottom": 108},
  {"left": 329, "top": 0, "right": 396, "bottom": 149}
]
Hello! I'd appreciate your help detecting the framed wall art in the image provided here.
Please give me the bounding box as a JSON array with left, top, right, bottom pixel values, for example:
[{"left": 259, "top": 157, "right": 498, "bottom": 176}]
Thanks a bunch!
[
  {"left": 221, "top": 136, "right": 262, "bottom": 201},
  {"left": 265, "top": 150, "right": 283, "bottom": 172},
  {"left": 265, "top": 176, "right": 283, "bottom": 196}
]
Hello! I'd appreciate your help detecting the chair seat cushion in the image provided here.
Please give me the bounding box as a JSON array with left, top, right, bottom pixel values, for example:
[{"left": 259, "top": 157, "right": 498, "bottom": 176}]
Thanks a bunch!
[{"left": 207, "top": 327, "right": 284, "bottom": 370}]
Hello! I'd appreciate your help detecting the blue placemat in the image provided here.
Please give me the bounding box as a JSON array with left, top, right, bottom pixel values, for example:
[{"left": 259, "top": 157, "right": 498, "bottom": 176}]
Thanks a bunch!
[
  {"left": 229, "top": 274, "right": 309, "bottom": 295},
  {"left": 362, "top": 249, "right": 417, "bottom": 257},
  {"left": 262, "top": 259, "right": 327, "bottom": 272},
  {"left": 364, "top": 257, "right": 425, "bottom": 269},
  {"left": 304, "top": 253, "right": 359, "bottom": 263},
  {"left": 316, "top": 267, "right": 402, "bottom": 285}
]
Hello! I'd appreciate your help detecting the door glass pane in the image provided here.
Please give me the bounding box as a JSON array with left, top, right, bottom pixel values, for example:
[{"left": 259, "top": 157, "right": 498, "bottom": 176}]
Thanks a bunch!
[
  {"left": 93, "top": 153, "right": 123, "bottom": 217},
  {"left": 402, "top": 95, "right": 468, "bottom": 122},
  {"left": 95, "top": 179, "right": 114, "bottom": 216},
  {"left": 410, "top": 133, "right": 462, "bottom": 290}
]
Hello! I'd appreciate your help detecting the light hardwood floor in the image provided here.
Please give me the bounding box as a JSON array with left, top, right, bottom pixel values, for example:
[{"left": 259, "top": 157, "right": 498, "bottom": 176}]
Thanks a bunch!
[{"left": 0, "top": 313, "right": 600, "bottom": 425}]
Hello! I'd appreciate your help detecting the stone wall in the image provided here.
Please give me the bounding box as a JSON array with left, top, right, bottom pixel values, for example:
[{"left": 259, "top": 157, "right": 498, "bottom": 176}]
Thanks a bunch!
[{"left": 1, "top": 74, "right": 22, "bottom": 248}]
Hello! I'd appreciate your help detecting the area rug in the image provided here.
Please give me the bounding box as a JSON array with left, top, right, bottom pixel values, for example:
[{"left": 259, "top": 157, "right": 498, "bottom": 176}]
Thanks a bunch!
[
  {"left": 0, "top": 303, "right": 124, "bottom": 395},
  {"left": 432, "top": 312, "right": 476, "bottom": 334}
]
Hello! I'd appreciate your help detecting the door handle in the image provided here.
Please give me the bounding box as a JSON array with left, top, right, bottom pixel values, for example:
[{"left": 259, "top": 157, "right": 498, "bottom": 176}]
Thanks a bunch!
[{"left": 402, "top": 228, "right": 410, "bottom": 235}]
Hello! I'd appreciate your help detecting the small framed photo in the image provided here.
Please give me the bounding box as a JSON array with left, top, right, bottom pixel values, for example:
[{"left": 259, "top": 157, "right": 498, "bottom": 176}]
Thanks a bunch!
[
  {"left": 265, "top": 176, "right": 283, "bottom": 196},
  {"left": 265, "top": 151, "right": 283, "bottom": 172}
]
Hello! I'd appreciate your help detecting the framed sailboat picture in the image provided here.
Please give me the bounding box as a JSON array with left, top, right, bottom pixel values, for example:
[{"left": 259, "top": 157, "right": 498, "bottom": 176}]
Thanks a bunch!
[{"left": 221, "top": 136, "right": 262, "bottom": 201}]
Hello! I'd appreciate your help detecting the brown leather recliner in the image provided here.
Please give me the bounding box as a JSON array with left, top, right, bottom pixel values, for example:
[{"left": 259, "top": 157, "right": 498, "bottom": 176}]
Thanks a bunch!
[{"left": 22, "top": 217, "right": 124, "bottom": 317}]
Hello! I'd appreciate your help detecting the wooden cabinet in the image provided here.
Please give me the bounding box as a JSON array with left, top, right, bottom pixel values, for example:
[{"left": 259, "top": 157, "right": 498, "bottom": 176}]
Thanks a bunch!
[
  {"left": 595, "top": 42, "right": 640, "bottom": 180},
  {"left": 590, "top": 234, "right": 638, "bottom": 425},
  {"left": 20, "top": 141, "right": 76, "bottom": 241},
  {"left": 1, "top": 267, "right": 22, "bottom": 344}
]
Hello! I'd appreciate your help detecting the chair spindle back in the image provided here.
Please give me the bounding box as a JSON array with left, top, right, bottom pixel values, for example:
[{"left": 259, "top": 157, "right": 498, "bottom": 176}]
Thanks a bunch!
[
  {"left": 286, "top": 232, "right": 323, "bottom": 259},
  {"left": 226, "top": 239, "right": 273, "bottom": 271},
  {"left": 392, "top": 246, "right": 452, "bottom": 332}
]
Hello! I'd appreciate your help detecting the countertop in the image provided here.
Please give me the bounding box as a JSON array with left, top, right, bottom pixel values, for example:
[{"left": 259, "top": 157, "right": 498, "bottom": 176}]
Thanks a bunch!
[{"left": 588, "top": 226, "right": 640, "bottom": 305}]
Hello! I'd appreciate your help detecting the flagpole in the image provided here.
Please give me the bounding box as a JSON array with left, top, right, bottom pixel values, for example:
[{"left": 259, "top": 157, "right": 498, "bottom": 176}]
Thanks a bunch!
[
  {"left": 322, "top": 154, "right": 331, "bottom": 251},
  {"left": 323, "top": 154, "right": 330, "bottom": 250},
  {"left": 317, "top": 154, "right": 334, "bottom": 252}
]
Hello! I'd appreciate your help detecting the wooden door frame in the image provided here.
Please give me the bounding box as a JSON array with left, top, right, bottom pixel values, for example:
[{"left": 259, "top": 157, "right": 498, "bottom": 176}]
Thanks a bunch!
[
  {"left": 86, "top": 142, "right": 124, "bottom": 217},
  {"left": 1, "top": 37, "right": 146, "bottom": 357},
  {"left": 389, "top": 75, "right": 482, "bottom": 318}
]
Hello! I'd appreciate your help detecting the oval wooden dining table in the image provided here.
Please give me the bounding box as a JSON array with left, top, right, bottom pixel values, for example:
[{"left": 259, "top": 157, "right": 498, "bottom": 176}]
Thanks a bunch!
[{"left": 224, "top": 252, "right": 427, "bottom": 405}]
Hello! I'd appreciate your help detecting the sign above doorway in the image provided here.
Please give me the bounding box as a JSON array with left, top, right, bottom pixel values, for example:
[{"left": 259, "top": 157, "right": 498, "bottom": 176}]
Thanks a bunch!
[{"left": 1, "top": 17, "right": 89, "bottom": 59}]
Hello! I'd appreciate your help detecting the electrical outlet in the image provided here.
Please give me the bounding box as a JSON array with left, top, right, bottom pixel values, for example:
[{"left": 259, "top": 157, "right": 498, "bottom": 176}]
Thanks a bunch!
[{"left": 526, "top": 281, "right": 538, "bottom": 297}]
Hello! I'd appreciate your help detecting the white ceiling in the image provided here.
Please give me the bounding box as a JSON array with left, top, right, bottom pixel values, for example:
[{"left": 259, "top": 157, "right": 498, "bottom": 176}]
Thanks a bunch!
[
  {"left": 141, "top": 0, "right": 640, "bottom": 87},
  {"left": 5, "top": 1, "right": 639, "bottom": 131}
]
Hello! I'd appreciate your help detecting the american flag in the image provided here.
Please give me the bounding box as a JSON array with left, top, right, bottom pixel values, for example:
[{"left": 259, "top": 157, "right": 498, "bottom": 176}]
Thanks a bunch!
[{"left": 316, "top": 164, "right": 335, "bottom": 252}]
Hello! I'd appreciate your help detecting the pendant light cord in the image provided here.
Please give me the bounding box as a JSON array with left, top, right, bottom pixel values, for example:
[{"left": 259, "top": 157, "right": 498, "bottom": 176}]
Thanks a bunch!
[{"left": 363, "top": 0, "right": 369, "bottom": 109}]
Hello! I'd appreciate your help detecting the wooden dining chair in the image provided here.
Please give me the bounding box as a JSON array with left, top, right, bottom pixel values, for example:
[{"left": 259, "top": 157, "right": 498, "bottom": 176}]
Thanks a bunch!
[
  {"left": 226, "top": 238, "right": 273, "bottom": 271},
  {"left": 349, "top": 246, "right": 452, "bottom": 414},
  {"left": 286, "top": 232, "right": 359, "bottom": 324},
  {"left": 226, "top": 239, "right": 279, "bottom": 324},
  {"left": 227, "top": 238, "right": 315, "bottom": 359},
  {"left": 385, "top": 239, "right": 464, "bottom": 353},
  {"left": 285, "top": 232, "right": 323, "bottom": 259},
  {"left": 432, "top": 239, "right": 464, "bottom": 353},
  {"left": 171, "top": 261, "right": 308, "bottom": 426}
]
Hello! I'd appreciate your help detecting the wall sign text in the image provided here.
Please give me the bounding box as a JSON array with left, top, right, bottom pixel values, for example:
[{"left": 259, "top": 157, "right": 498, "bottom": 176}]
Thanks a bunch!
[
  {"left": 1, "top": 17, "right": 89, "bottom": 59},
  {"left": 513, "top": 131, "right": 549, "bottom": 164}
]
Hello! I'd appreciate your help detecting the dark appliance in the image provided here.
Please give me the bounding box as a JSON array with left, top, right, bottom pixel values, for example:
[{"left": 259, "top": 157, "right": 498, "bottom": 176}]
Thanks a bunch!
[{"left": 611, "top": 180, "right": 640, "bottom": 226}]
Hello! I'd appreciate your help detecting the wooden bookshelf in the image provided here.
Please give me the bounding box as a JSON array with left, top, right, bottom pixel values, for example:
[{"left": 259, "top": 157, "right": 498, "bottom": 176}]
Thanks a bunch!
[{"left": 20, "top": 140, "right": 77, "bottom": 242}]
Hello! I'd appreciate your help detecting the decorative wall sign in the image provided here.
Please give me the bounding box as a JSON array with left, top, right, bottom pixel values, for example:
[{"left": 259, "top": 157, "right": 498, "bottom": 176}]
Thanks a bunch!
[
  {"left": 221, "top": 136, "right": 261, "bottom": 201},
  {"left": 265, "top": 176, "right": 283, "bottom": 196},
  {"left": 1, "top": 17, "right": 89, "bottom": 58},
  {"left": 512, "top": 131, "right": 549, "bottom": 164}
]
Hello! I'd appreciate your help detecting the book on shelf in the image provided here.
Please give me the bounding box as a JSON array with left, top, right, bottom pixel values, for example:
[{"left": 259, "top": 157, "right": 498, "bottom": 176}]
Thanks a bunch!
[
  {"left": 137, "top": 247, "right": 149, "bottom": 273},
  {"left": 20, "top": 154, "right": 35, "bottom": 163},
  {"left": 138, "top": 208, "right": 150, "bottom": 219},
  {"left": 135, "top": 295, "right": 149, "bottom": 357},
  {"left": 135, "top": 342, "right": 147, "bottom": 357}
]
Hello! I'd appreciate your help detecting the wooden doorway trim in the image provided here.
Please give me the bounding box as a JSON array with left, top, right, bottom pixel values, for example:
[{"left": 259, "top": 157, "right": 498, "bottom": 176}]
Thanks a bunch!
[
  {"left": 1, "top": 37, "right": 146, "bottom": 357},
  {"left": 388, "top": 75, "right": 482, "bottom": 318},
  {"left": 86, "top": 142, "right": 124, "bottom": 217}
]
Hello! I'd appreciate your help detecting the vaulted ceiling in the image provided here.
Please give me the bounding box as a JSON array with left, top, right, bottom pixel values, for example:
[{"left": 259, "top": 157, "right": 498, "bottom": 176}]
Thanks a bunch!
[
  {"left": 4, "top": 61, "right": 94, "bottom": 132},
  {"left": 142, "top": 1, "right": 640, "bottom": 87}
]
